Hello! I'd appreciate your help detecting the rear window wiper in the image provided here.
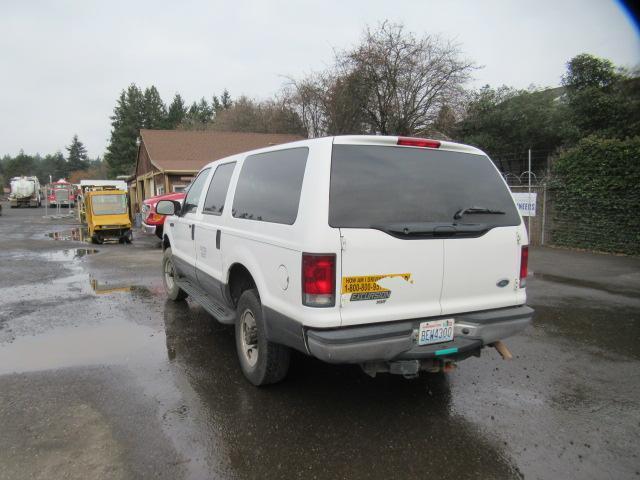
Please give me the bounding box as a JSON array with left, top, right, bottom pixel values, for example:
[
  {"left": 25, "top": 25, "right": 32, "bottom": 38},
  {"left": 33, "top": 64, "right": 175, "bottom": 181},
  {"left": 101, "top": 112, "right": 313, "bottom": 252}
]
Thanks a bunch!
[
  {"left": 371, "top": 222, "right": 489, "bottom": 239},
  {"left": 453, "top": 207, "right": 505, "bottom": 220}
]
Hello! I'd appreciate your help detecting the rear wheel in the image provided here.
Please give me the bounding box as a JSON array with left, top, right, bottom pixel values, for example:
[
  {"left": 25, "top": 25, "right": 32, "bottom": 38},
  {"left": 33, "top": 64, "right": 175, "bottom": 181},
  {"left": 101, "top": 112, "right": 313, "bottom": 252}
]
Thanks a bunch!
[
  {"left": 235, "top": 289, "right": 290, "bottom": 386},
  {"left": 163, "top": 248, "right": 187, "bottom": 300},
  {"left": 155, "top": 225, "right": 164, "bottom": 239}
]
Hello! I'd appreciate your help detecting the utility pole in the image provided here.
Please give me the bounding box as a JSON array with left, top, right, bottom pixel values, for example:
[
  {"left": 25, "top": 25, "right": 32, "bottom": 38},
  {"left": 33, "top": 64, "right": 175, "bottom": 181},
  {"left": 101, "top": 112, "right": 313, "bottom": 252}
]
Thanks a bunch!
[{"left": 528, "top": 149, "right": 532, "bottom": 237}]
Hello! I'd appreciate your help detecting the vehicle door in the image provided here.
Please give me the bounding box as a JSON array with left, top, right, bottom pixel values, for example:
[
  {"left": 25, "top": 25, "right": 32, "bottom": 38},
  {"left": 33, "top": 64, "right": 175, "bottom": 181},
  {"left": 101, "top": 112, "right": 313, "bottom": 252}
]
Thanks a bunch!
[
  {"left": 194, "top": 161, "right": 237, "bottom": 302},
  {"left": 170, "top": 168, "right": 211, "bottom": 282},
  {"left": 438, "top": 156, "right": 523, "bottom": 315},
  {"left": 332, "top": 142, "right": 523, "bottom": 326},
  {"left": 330, "top": 142, "right": 444, "bottom": 327}
]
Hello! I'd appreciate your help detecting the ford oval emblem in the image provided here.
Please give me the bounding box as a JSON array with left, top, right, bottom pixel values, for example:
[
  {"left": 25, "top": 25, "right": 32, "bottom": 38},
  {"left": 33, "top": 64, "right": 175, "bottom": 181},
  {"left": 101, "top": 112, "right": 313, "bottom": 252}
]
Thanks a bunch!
[{"left": 496, "top": 279, "right": 510, "bottom": 288}]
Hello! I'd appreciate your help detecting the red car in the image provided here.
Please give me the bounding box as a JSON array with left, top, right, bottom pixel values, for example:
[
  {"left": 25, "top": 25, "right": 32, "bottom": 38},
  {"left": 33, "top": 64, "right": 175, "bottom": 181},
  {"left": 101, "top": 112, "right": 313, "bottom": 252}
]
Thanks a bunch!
[{"left": 141, "top": 191, "right": 186, "bottom": 238}]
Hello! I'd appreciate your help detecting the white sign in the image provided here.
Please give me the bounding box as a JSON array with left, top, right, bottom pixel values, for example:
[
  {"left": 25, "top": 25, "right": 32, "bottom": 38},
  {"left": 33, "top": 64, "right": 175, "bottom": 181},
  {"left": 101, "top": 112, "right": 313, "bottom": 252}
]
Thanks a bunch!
[{"left": 512, "top": 192, "right": 537, "bottom": 217}]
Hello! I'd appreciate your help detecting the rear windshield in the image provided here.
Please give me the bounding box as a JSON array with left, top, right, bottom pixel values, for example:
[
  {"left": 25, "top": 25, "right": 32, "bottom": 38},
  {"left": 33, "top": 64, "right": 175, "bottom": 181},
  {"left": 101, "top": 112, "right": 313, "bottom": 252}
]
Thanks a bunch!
[
  {"left": 91, "top": 194, "right": 127, "bottom": 215},
  {"left": 329, "top": 145, "right": 520, "bottom": 228}
]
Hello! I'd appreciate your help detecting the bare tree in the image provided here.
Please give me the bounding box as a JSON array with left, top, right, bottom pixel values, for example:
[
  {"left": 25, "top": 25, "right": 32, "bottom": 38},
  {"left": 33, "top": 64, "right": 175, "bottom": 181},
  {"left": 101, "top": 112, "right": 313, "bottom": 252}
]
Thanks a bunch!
[
  {"left": 284, "top": 74, "right": 327, "bottom": 138},
  {"left": 209, "top": 96, "right": 307, "bottom": 136},
  {"left": 345, "top": 22, "right": 474, "bottom": 135},
  {"left": 287, "top": 22, "right": 474, "bottom": 137}
]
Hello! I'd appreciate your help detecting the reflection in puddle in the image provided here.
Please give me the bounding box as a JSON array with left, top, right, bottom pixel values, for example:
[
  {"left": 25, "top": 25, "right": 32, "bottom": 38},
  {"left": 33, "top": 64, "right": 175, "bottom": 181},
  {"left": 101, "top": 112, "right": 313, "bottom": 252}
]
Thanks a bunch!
[
  {"left": 41, "top": 248, "right": 99, "bottom": 261},
  {"left": 46, "top": 227, "right": 88, "bottom": 242},
  {"left": 89, "top": 278, "right": 156, "bottom": 298},
  {"left": 90, "top": 278, "right": 131, "bottom": 295}
]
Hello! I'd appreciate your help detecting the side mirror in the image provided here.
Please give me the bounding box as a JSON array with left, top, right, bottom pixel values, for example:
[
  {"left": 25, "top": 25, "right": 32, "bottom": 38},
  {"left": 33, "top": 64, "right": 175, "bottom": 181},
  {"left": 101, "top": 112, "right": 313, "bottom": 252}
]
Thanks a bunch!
[{"left": 156, "top": 199, "right": 179, "bottom": 216}]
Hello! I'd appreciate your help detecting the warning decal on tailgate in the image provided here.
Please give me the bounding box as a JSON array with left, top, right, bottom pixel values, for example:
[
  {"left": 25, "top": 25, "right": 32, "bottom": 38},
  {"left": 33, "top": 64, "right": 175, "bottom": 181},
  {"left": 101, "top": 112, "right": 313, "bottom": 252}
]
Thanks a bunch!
[{"left": 342, "top": 273, "right": 412, "bottom": 295}]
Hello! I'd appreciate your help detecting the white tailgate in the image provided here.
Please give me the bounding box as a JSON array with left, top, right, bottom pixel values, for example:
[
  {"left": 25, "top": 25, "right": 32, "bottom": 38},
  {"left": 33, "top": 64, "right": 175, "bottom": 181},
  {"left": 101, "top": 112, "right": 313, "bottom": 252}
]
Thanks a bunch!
[
  {"left": 440, "top": 227, "right": 520, "bottom": 315},
  {"left": 339, "top": 229, "right": 443, "bottom": 327}
]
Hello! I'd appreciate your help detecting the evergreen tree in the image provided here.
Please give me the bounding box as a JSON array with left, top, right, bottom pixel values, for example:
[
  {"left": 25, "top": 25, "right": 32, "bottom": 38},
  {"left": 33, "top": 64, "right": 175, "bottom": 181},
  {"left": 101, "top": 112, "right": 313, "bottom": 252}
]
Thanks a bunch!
[
  {"left": 142, "top": 86, "right": 167, "bottom": 128},
  {"left": 105, "top": 84, "right": 145, "bottom": 177},
  {"left": 197, "top": 97, "right": 213, "bottom": 123},
  {"left": 220, "top": 89, "right": 232, "bottom": 110},
  {"left": 42, "top": 152, "right": 68, "bottom": 180},
  {"left": 167, "top": 94, "right": 187, "bottom": 128},
  {"left": 186, "top": 101, "right": 200, "bottom": 120},
  {"left": 212, "top": 95, "right": 222, "bottom": 114},
  {"left": 66, "top": 135, "right": 89, "bottom": 171}
]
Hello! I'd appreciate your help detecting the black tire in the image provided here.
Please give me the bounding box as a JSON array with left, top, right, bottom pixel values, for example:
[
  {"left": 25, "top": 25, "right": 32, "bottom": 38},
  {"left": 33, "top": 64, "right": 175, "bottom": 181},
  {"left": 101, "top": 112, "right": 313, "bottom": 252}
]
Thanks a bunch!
[
  {"left": 91, "top": 234, "right": 103, "bottom": 245},
  {"left": 235, "top": 289, "right": 290, "bottom": 386},
  {"left": 154, "top": 225, "right": 164, "bottom": 239},
  {"left": 163, "top": 248, "right": 187, "bottom": 301}
]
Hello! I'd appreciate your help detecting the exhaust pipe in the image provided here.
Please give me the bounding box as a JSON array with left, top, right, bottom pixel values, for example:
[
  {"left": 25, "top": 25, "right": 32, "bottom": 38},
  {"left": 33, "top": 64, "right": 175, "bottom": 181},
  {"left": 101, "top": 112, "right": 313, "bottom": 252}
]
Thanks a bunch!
[{"left": 492, "top": 340, "right": 513, "bottom": 360}]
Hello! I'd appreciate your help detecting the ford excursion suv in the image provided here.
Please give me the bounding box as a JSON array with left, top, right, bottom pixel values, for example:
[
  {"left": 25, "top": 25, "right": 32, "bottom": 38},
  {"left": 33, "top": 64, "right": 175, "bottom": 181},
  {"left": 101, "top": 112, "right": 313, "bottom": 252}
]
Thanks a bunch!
[{"left": 157, "top": 135, "right": 533, "bottom": 386}]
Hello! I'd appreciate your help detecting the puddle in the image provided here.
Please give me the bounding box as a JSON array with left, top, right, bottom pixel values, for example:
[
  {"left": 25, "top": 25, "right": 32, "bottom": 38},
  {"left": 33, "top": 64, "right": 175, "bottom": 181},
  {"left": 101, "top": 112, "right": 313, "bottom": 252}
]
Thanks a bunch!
[
  {"left": 46, "top": 227, "right": 89, "bottom": 242},
  {"left": 0, "top": 321, "right": 163, "bottom": 375},
  {"left": 40, "top": 248, "right": 99, "bottom": 261}
]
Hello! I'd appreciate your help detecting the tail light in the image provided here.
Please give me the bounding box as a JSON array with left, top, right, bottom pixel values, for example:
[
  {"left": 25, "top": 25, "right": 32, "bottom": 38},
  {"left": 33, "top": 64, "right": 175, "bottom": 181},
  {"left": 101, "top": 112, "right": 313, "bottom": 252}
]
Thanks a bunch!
[
  {"left": 519, "top": 246, "right": 529, "bottom": 288},
  {"left": 397, "top": 137, "right": 441, "bottom": 148},
  {"left": 302, "top": 253, "right": 336, "bottom": 307}
]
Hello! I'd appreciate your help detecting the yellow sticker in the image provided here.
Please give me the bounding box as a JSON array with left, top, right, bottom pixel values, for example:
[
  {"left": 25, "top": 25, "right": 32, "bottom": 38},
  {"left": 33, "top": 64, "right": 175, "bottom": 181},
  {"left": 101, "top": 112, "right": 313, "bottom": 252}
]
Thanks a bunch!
[{"left": 342, "top": 273, "right": 412, "bottom": 294}]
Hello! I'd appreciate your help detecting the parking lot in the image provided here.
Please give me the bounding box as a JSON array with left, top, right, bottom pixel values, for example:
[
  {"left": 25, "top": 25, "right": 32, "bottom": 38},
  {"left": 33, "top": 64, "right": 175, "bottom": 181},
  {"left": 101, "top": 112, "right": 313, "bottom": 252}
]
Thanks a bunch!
[{"left": 1, "top": 204, "right": 639, "bottom": 480}]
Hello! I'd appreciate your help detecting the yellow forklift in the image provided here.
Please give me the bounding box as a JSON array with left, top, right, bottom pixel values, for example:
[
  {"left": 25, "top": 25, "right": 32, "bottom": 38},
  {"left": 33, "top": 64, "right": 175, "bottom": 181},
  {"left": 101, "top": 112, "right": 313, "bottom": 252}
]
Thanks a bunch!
[{"left": 83, "top": 186, "right": 133, "bottom": 244}]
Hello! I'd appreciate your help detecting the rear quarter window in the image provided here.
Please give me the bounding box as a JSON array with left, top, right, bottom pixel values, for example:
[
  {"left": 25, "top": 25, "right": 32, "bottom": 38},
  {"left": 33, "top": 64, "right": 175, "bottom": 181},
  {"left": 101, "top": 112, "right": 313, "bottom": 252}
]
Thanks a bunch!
[{"left": 232, "top": 147, "right": 308, "bottom": 225}]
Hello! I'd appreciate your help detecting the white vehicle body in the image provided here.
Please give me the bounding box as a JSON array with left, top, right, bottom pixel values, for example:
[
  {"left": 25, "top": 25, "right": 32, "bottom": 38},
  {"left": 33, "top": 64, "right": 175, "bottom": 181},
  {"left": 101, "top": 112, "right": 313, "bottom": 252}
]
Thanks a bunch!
[
  {"left": 9, "top": 176, "right": 41, "bottom": 207},
  {"left": 160, "top": 135, "right": 533, "bottom": 384}
]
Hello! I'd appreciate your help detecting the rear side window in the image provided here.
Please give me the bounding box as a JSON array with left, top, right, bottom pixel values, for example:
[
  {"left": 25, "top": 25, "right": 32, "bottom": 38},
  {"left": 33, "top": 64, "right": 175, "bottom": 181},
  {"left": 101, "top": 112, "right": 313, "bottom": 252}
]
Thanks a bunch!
[
  {"left": 232, "top": 147, "right": 308, "bottom": 225},
  {"left": 182, "top": 168, "right": 210, "bottom": 214},
  {"left": 329, "top": 145, "right": 520, "bottom": 228},
  {"left": 203, "top": 162, "right": 236, "bottom": 215}
]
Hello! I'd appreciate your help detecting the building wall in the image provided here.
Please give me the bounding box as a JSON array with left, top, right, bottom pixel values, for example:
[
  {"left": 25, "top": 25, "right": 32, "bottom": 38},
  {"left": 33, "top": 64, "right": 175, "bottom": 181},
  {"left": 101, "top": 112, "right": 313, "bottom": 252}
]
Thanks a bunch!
[{"left": 168, "top": 174, "right": 195, "bottom": 193}]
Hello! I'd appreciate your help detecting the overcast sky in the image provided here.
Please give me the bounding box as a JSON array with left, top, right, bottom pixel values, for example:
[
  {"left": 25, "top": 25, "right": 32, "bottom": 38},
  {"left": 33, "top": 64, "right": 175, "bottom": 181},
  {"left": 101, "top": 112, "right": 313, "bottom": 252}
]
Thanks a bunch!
[{"left": 1, "top": 0, "right": 638, "bottom": 158}]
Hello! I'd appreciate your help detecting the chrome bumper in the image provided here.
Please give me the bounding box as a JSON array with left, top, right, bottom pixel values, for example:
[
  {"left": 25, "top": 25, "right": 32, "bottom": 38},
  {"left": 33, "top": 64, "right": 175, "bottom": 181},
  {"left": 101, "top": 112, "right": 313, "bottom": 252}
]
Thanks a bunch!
[{"left": 141, "top": 222, "right": 156, "bottom": 234}]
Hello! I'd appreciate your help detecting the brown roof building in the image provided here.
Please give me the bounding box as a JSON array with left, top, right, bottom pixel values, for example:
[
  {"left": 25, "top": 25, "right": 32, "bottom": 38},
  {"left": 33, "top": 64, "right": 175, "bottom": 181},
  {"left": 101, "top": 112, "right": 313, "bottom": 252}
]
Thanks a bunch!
[{"left": 130, "top": 129, "right": 304, "bottom": 213}]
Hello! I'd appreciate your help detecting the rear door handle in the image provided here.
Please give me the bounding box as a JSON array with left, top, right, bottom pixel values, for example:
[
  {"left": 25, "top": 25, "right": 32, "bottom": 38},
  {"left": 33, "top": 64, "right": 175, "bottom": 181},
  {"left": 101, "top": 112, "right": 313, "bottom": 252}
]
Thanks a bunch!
[
  {"left": 191, "top": 224, "right": 195, "bottom": 240},
  {"left": 216, "top": 230, "right": 221, "bottom": 249}
]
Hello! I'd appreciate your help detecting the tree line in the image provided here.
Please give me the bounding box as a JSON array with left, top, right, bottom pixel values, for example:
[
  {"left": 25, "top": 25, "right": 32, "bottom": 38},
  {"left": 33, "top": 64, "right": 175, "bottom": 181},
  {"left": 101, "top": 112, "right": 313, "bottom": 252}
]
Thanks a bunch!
[
  {"left": 0, "top": 135, "right": 104, "bottom": 187},
  {"left": 104, "top": 22, "right": 638, "bottom": 178},
  {"left": 104, "top": 85, "right": 307, "bottom": 176},
  {"left": 3, "top": 21, "right": 637, "bottom": 184}
]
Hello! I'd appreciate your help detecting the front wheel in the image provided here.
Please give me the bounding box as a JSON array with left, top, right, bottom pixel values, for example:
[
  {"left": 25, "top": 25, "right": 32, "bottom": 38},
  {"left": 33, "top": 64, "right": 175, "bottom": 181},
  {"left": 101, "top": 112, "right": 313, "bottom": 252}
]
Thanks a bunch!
[
  {"left": 235, "top": 289, "right": 290, "bottom": 386},
  {"left": 162, "top": 248, "right": 187, "bottom": 300}
]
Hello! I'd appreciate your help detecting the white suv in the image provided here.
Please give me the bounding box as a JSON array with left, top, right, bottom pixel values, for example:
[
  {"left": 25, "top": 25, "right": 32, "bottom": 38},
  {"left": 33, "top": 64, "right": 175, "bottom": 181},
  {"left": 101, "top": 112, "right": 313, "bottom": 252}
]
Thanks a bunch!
[{"left": 157, "top": 135, "right": 533, "bottom": 385}]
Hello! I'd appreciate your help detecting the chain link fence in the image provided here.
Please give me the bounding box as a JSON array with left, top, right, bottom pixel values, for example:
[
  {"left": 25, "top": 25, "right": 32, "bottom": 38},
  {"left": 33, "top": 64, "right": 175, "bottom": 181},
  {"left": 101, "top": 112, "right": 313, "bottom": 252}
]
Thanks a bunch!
[{"left": 509, "top": 181, "right": 638, "bottom": 254}]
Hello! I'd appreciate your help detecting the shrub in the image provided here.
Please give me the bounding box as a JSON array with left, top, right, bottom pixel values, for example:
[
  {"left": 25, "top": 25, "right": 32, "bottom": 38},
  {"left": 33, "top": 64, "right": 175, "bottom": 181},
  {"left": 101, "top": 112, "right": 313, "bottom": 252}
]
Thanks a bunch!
[{"left": 550, "top": 136, "right": 640, "bottom": 255}]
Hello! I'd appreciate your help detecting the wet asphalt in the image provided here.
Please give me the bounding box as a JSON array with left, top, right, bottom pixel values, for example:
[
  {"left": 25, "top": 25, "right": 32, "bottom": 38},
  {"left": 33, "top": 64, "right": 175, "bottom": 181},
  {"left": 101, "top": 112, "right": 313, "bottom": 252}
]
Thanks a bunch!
[{"left": 1, "top": 203, "right": 639, "bottom": 480}]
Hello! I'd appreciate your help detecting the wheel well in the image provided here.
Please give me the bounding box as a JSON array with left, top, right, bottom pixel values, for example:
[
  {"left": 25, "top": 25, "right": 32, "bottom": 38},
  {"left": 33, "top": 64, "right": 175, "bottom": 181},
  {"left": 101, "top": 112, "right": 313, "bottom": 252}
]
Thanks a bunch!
[
  {"left": 162, "top": 235, "right": 171, "bottom": 251},
  {"left": 227, "top": 263, "right": 257, "bottom": 307}
]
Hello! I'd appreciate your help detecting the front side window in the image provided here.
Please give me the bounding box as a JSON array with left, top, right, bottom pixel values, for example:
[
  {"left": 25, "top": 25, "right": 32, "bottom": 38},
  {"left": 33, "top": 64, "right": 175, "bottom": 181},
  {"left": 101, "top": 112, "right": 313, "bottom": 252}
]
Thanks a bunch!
[
  {"left": 182, "top": 168, "right": 211, "bottom": 214},
  {"left": 91, "top": 194, "right": 127, "bottom": 215},
  {"left": 203, "top": 162, "right": 236, "bottom": 215},
  {"left": 232, "top": 148, "right": 308, "bottom": 225}
]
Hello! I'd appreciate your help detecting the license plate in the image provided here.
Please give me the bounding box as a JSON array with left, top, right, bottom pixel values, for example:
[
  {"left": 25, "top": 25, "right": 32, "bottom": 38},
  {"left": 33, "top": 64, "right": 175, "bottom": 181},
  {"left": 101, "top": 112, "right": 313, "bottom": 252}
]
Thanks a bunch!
[{"left": 418, "top": 319, "right": 455, "bottom": 346}]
